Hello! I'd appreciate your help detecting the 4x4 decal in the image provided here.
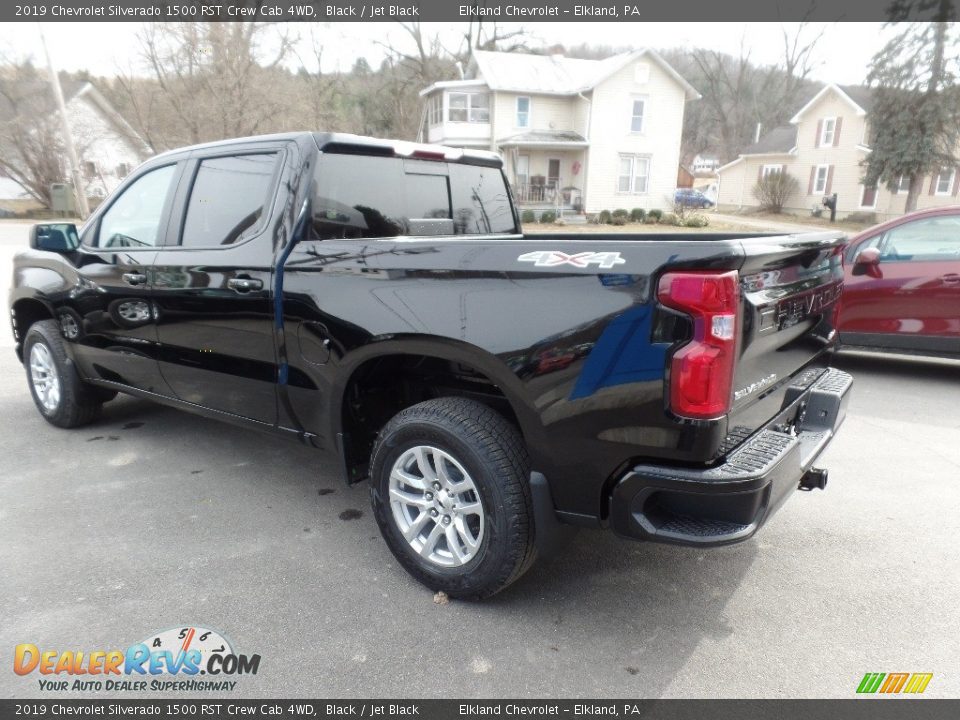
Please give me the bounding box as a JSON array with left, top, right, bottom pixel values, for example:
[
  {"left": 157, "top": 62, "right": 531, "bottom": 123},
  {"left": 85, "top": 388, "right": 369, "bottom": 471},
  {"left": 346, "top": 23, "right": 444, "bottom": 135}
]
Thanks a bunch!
[{"left": 517, "top": 250, "right": 627, "bottom": 269}]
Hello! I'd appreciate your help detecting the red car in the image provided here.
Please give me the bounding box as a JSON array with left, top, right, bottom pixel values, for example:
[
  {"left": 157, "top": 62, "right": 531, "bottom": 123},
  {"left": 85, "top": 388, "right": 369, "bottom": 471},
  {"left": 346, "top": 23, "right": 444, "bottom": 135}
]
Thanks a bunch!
[{"left": 838, "top": 206, "right": 960, "bottom": 358}]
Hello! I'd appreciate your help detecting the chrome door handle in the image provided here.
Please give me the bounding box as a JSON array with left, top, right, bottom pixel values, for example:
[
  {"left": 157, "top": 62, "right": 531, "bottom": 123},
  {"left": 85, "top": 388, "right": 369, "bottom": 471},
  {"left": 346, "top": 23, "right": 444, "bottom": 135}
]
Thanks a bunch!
[
  {"left": 122, "top": 272, "right": 147, "bottom": 286},
  {"left": 227, "top": 277, "right": 263, "bottom": 293}
]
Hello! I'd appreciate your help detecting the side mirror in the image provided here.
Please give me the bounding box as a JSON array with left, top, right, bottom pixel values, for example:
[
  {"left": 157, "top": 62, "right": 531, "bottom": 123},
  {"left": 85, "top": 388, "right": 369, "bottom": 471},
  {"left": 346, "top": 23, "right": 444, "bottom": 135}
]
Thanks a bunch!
[
  {"left": 852, "top": 247, "right": 882, "bottom": 278},
  {"left": 30, "top": 223, "right": 80, "bottom": 253}
]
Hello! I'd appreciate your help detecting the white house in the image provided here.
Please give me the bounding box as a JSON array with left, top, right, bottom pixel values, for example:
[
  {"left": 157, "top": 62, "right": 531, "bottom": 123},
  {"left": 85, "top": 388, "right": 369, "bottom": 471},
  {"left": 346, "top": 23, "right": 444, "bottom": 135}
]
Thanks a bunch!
[
  {"left": 419, "top": 49, "right": 700, "bottom": 215},
  {"left": 0, "top": 80, "right": 147, "bottom": 207}
]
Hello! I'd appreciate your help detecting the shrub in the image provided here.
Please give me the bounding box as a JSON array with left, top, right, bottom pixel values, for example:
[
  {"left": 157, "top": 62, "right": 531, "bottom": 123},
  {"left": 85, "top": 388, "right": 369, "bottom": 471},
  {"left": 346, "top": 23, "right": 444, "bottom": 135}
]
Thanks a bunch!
[
  {"left": 752, "top": 172, "right": 800, "bottom": 213},
  {"left": 683, "top": 214, "right": 709, "bottom": 228},
  {"left": 648, "top": 208, "right": 663, "bottom": 222},
  {"left": 643, "top": 215, "right": 659, "bottom": 224},
  {"left": 610, "top": 216, "right": 628, "bottom": 226},
  {"left": 539, "top": 210, "right": 557, "bottom": 224},
  {"left": 612, "top": 208, "right": 629, "bottom": 219},
  {"left": 660, "top": 212, "right": 681, "bottom": 226},
  {"left": 521, "top": 209, "right": 536, "bottom": 224},
  {"left": 630, "top": 208, "right": 646, "bottom": 223},
  {"left": 597, "top": 209, "right": 612, "bottom": 224}
]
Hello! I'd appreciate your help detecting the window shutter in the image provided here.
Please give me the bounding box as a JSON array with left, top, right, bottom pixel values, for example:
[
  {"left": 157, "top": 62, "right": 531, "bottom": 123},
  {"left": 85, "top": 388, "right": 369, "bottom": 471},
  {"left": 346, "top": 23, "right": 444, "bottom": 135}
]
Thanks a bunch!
[
  {"left": 781, "top": 164, "right": 788, "bottom": 174},
  {"left": 758, "top": 165, "right": 763, "bottom": 181},
  {"left": 808, "top": 166, "right": 816, "bottom": 194},
  {"left": 815, "top": 119, "right": 823, "bottom": 147},
  {"left": 825, "top": 166, "right": 834, "bottom": 195},
  {"left": 953, "top": 168, "right": 960, "bottom": 196},
  {"left": 930, "top": 174, "right": 937, "bottom": 195},
  {"left": 833, "top": 117, "right": 842, "bottom": 147}
]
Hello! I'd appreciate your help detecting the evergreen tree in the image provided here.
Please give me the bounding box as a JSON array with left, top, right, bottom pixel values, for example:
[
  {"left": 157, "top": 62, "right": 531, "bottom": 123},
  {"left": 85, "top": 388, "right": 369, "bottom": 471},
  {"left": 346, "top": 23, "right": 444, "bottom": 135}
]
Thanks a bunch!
[{"left": 864, "top": 4, "right": 960, "bottom": 212}]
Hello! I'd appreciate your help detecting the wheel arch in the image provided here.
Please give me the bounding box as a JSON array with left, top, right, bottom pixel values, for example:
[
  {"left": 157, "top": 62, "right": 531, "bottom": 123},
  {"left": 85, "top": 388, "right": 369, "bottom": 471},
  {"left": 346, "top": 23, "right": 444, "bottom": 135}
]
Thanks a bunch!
[
  {"left": 332, "top": 336, "right": 542, "bottom": 483},
  {"left": 10, "top": 294, "right": 56, "bottom": 363}
]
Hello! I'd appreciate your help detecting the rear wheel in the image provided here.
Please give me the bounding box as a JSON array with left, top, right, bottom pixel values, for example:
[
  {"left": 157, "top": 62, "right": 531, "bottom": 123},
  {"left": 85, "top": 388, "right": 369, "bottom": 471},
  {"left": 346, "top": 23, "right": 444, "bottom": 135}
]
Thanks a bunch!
[
  {"left": 369, "top": 397, "right": 535, "bottom": 599},
  {"left": 23, "top": 320, "right": 104, "bottom": 428}
]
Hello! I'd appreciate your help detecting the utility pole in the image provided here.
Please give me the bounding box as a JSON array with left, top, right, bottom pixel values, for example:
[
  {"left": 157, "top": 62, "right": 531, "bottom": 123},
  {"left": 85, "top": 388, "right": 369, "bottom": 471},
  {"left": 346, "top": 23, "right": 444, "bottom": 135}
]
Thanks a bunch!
[{"left": 38, "top": 25, "right": 89, "bottom": 219}]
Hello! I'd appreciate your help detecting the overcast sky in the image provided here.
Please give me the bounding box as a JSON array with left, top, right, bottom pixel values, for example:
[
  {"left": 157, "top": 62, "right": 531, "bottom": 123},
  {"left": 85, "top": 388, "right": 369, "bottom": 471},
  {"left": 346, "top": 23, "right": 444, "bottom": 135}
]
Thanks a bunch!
[{"left": 1, "top": 22, "right": 894, "bottom": 86}]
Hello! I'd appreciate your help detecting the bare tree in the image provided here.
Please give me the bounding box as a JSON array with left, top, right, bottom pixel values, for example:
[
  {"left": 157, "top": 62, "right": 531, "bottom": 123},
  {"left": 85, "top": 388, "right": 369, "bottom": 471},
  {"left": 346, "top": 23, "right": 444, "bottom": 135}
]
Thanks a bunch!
[
  {"left": 113, "top": 22, "right": 295, "bottom": 150},
  {"left": 0, "top": 59, "right": 89, "bottom": 208}
]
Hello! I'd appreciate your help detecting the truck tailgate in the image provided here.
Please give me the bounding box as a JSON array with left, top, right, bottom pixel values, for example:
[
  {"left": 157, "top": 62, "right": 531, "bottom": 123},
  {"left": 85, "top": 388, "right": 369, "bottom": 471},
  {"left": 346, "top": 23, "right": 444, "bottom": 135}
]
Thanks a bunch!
[{"left": 724, "top": 232, "right": 846, "bottom": 451}]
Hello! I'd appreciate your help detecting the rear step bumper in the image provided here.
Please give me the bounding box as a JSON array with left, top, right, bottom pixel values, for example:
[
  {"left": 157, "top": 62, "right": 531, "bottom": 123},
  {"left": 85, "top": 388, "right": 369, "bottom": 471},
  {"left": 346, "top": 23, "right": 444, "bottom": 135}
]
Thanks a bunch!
[{"left": 608, "top": 367, "right": 853, "bottom": 547}]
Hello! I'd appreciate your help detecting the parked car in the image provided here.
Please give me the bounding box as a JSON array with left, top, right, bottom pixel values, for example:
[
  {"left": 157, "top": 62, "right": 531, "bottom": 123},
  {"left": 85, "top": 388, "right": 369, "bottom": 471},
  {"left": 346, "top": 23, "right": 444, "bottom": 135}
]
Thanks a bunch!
[
  {"left": 10, "top": 132, "right": 851, "bottom": 599},
  {"left": 838, "top": 206, "right": 960, "bottom": 359},
  {"left": 674, "top": 188, "right": 714, "bottom": 209}
]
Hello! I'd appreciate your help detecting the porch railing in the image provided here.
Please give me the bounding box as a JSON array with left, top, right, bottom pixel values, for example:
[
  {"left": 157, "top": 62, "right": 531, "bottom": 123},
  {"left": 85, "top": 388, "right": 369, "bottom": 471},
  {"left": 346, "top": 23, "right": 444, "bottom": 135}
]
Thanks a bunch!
[{"left": 514, "top": 177, "right": 565, "bottom": 205}]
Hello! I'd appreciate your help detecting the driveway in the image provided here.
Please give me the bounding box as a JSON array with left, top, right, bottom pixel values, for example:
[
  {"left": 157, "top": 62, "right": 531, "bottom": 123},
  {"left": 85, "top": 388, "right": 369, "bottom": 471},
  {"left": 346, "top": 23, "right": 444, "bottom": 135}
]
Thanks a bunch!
[{"left": 2, "top": 221, "right": 958, "bottom": 699}]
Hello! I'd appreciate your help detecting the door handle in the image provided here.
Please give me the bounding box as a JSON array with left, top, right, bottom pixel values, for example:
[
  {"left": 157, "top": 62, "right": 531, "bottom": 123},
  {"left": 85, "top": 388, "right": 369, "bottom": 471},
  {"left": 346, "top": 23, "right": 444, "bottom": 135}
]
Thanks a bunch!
[
  {"left": 227, "top": 277, "right": 263, "bottom": 293},
  {"left": 122, "top": 272, "right": 147, "bottom": 286},
  {"left": 942, "top": 273, "right": 960, "bottom": 284}
]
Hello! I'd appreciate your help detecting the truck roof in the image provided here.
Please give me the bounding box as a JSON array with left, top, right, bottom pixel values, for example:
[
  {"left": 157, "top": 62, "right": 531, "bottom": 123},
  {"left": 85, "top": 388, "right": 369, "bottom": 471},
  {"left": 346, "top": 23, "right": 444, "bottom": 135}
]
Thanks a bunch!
[{"left": 150, "top": 131, "right": 502, "bottom": 168}]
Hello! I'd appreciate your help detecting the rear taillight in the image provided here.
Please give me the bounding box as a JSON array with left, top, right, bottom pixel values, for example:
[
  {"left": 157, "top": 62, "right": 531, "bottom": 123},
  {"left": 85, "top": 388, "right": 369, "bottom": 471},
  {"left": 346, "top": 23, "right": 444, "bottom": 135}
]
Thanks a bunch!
[{"left": 657, "top": 270, "right": 740, "bottom": 419}]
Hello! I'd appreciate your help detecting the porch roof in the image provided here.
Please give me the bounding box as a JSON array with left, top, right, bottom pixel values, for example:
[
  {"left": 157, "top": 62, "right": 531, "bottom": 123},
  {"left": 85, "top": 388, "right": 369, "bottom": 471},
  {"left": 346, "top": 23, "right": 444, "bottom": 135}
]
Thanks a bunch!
[{"left": 497, "top": 130, "right": 589, "bottom": 149}]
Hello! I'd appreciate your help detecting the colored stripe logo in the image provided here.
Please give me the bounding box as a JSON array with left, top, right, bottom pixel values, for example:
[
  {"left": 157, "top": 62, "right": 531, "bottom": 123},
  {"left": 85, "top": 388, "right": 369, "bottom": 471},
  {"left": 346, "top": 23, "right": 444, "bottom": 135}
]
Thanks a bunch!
[{"left": 857, "top": 672, "right": 933, "bottom": 694}]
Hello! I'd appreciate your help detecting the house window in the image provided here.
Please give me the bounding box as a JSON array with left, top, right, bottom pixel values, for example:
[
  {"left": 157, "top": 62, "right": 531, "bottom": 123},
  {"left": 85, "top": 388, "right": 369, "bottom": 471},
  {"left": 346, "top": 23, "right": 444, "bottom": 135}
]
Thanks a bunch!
[
  {"left": 762, "top": 164, "right": 783, "bottom": 178},
  {"left": 448, "top": 92, "right": 489, "bottom": 123},
  {"left": 427, "top": 94, "right": 442, "bottom": 126},
  {"left": 516, "top": 97, "right": 530, "bottom": 128},
  {"left": 634, "top": 63, "right": 650, "bottom": 84},
  {"left": 896, "top": 175, "right": 911, "bottom": 194},
  {"left": 618, "top": 155, "right": 650, "bottom": 194},
  {"left": 630, "top": 98, "right": 645, "bottom": 133},
  {"left": 935, "top": 167, "right": 956, "bottom": 195},
  {"left": 820, "top": 118, "right": 836, "bottom": 147},
  {"left": 82, "top": 161, "right": 97, "bottom": 179},
  {"left": 116, "top": 163, "right": 130, "bottom": 178},
  {"left": 812, "top": 165, "right": 829, "bottom": 194},
  {"left": 860, "top": 185, "right": 878, "bottom": 209}
]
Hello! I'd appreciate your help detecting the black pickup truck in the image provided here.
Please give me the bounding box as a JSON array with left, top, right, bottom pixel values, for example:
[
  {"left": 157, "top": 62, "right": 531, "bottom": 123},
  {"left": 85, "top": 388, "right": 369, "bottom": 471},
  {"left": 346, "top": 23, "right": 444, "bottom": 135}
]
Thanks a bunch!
[{"left": 10, "top": 132, "right": 851, "bottom": 598}]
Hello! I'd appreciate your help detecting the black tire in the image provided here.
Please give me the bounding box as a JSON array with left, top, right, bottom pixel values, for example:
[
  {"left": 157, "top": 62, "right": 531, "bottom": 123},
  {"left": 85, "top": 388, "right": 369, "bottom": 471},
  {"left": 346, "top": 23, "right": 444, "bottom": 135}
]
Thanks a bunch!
[
  {"left": 369, "top": 397, "right": 535, "bottom": 600},
  {"left": 23, "top": 319, "right": 104, "bottom": 428}
]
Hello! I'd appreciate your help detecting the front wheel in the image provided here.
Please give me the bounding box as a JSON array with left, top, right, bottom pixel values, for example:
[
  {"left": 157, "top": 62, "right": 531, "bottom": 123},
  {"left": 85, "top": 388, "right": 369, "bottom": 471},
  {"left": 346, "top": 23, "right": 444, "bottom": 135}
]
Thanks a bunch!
[
  {"left": 23, "top": 320, "right": 104, "bottom": 428},
  {"left": 369, "top": 397, "right": 535, "bottom": 599}
]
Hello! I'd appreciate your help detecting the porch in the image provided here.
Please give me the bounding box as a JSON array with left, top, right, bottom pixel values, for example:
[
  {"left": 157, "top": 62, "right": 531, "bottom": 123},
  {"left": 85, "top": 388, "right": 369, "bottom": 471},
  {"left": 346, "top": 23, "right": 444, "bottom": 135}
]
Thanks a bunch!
[{"left": 498, "top": 133, "right": 588, "bottom": 213}]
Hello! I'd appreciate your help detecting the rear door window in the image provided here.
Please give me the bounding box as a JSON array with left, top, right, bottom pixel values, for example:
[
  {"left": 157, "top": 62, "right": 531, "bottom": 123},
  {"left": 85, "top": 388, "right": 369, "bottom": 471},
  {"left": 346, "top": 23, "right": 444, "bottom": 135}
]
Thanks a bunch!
[{"left": 180, "top": 153, "right": 279, "bottom": 247}]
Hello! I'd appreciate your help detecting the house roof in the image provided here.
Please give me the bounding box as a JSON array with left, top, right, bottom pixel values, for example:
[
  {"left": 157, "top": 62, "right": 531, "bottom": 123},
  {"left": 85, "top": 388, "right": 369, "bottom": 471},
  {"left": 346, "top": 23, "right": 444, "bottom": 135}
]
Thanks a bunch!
[
  {"left": 742, "top": 126, "right": 797, "bottom": 155},
  {"left": 789, "top": 83, "right": 873, "bottom": 123},
  {"left": 0, "top": 79, "right": 88, "bottom": 121},
  {"left": 0, "top": 79, "right": 149, "bottom": 155},
  {"left": 422, "top": 49, "right": 700, "bottom": 100},
  {"left": 497, "top": 130, "right": 589, "bottom": 147}
]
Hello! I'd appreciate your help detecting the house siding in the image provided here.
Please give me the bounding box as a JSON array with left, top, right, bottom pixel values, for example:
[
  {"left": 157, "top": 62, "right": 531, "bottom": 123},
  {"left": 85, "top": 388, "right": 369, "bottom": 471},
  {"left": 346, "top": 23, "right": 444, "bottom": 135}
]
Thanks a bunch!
[
  {"left": 68, "top": 92, "right": 145, "bottom": 200},
  {"left": 493, "top": 92, "right": 576, "bottom": 140},
  {"left": 583, "top": 59, "right": 686, "bottom": 213},
  {"left": 717, "top": 85, "right": 960, "bottom": 220}
]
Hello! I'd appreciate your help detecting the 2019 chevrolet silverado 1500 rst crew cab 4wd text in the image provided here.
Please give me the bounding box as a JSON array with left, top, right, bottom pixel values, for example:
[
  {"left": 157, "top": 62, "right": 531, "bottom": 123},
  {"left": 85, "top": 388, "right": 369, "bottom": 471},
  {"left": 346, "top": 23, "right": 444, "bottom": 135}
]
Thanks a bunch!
[{"left": 10, "top": 133, "right": 851, "bottom": 598}]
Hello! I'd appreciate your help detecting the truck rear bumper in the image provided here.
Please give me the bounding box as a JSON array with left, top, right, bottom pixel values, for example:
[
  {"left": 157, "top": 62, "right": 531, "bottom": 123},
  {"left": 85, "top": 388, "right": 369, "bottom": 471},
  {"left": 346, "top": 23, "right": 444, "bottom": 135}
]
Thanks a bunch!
[{"left": 608, "top": 367, "right": 852, "bottom": 547}]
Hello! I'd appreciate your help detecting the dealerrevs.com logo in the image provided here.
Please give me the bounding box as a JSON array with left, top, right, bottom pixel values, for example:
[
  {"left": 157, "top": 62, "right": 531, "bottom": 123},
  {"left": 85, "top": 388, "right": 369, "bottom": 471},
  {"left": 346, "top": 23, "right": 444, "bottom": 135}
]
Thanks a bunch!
[{"left": 14, "top": 626, "right": 260, "bottom": 693}]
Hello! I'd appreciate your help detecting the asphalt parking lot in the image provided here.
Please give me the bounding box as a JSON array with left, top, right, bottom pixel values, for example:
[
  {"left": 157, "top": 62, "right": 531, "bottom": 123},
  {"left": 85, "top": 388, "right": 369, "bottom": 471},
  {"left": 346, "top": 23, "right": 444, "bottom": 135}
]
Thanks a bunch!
[{"left": 1, "top": 221, "right": 958, "bottom": 699}]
